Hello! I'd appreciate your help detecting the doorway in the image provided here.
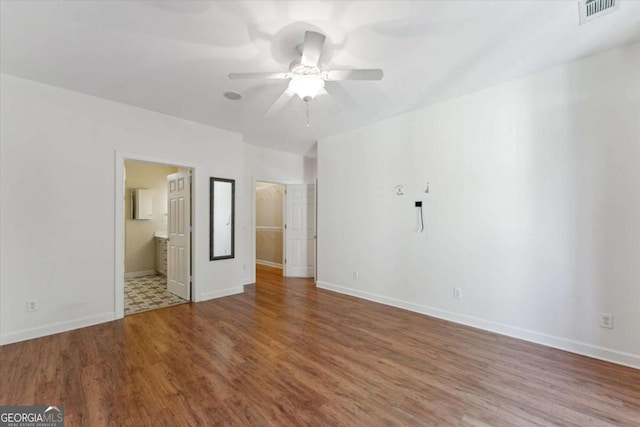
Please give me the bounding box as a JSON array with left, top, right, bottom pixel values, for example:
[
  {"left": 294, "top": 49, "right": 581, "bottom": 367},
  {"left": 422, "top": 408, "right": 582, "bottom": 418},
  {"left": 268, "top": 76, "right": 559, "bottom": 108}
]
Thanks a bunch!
[
  {"left": 254, "top": 181, "right": 316, "bottom": 280},
  {"left": 115, "top": 153, "right": 195, "bottom": 319},
  {"left": 255, "top": 182, "right": 285, "bottom": 276}
]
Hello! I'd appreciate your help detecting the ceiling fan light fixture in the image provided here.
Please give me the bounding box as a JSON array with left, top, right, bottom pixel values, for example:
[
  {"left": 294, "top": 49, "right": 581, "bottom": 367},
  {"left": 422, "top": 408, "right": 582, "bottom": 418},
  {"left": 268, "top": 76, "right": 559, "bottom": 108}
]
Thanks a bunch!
[
  {"left": 289, "top": 74, "right": 324, "bottom": 102},
  {"left": 228, "top": 30, "right": 383, "bottom": 116}
]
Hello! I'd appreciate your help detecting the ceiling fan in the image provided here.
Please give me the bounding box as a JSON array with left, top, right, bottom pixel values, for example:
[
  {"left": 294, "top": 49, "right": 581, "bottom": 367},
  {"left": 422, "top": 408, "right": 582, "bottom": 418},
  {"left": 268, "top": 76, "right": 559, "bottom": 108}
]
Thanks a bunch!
[{"left": 228, "top": 30, "right": 384, "bottom": 120}]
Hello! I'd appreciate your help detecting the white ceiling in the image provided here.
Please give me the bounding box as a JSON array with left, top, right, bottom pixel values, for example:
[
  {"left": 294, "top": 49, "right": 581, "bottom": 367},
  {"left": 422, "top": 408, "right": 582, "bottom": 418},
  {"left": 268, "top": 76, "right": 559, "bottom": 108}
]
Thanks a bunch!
[{"left": 2, "top": 1, "right": 639, "bottom": 156}]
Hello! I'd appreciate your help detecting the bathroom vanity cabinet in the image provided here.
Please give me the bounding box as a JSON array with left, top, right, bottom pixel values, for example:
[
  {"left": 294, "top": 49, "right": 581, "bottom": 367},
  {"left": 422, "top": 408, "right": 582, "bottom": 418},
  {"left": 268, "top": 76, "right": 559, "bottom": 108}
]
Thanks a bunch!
[{"left": 155, "top": 236, "right": 168, "bottom": 276}]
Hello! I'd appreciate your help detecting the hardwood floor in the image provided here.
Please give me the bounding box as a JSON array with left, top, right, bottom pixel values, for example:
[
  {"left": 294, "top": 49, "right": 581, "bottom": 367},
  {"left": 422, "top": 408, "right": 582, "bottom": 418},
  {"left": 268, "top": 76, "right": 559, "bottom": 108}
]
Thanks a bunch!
[{"left": 2, "top": 265, "right": 640, "bottom": 426}]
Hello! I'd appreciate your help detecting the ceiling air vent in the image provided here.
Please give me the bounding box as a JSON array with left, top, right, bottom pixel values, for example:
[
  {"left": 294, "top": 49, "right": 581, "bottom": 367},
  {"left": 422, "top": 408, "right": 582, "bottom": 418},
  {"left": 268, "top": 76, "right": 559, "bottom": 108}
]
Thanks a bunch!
[{"left": 579, "top": 0, "right": 620, "bottom": 25}]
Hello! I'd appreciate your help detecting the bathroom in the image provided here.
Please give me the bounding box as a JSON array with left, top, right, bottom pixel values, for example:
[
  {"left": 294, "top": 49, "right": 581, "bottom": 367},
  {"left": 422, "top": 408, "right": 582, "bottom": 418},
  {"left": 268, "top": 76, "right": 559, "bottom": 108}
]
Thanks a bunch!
[{"left": 124, "top": 160, "right": 189, "bottom": 315}]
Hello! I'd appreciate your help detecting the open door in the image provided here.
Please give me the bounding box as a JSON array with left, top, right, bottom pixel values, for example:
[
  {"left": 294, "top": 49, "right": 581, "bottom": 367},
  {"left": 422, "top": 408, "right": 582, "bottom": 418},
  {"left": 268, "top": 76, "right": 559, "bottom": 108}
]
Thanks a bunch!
[
  {"left": 167, "top": 171, "right": 191, "bottom": 300},
  {"left": 284, "top": 184, "right": 315, "bottom": 277}
]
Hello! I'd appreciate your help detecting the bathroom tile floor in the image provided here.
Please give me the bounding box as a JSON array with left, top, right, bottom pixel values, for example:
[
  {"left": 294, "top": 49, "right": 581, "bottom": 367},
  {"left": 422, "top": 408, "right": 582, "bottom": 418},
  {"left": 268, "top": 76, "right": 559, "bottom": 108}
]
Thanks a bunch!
[{"left": 124, "top": 274, "right": 188, "bottom": 316}]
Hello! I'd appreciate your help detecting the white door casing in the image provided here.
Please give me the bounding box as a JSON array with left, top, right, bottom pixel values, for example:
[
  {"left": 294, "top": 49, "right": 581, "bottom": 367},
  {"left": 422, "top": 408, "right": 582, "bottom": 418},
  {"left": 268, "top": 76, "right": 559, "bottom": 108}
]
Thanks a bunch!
[
  {"left": 285, "top": 184, "right": 315, "bottom": 278},
  {"left": 315, "top": 179, "right": 318, "bottom": 284},
  {"left": 115, "top": 152, "right": 198, "bottom": 319},
  {"left": 167, "top": 171, "right": 191, "bottom": 300}
]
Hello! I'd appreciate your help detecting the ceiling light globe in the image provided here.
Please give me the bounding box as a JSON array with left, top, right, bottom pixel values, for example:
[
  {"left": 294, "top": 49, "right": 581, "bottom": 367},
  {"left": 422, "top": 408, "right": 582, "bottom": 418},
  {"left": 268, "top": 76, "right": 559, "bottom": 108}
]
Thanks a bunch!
[{"left": 289, "top": 75, "right": 324, "bottom": 102}]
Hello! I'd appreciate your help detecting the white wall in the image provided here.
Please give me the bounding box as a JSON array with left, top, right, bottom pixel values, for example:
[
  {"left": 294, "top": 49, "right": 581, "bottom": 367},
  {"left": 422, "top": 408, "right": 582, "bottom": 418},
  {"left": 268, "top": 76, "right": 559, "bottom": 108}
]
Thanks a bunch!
[
  {"left": 317, "top": 43, "right": 640, "bottom": 368},
  {"left": 0, "top": 75, "right": 244, "bottom": 344},
  {"left": 241, "top": 143, "right": 316, "bottom": 284}
]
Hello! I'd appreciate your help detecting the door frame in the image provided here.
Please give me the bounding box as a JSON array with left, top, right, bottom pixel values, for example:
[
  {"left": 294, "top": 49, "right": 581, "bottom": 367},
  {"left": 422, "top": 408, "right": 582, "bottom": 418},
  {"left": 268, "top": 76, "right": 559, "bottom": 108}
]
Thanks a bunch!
[
  {"left": 114, "top": 151, "right": 197, "bottom": 319},
  {"left": 252, "top": 179, "right": 287, "bottom": 282},
  {"left": 314, "top": 178, "right": 318, "bottom": 284}
]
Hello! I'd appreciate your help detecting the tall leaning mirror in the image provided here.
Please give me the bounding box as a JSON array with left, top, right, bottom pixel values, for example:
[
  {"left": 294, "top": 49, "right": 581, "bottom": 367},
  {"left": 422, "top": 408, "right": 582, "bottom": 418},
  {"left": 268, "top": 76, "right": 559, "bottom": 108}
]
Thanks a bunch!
[{"left": 210, "top": 177, "right": 235, "bottom": 260}]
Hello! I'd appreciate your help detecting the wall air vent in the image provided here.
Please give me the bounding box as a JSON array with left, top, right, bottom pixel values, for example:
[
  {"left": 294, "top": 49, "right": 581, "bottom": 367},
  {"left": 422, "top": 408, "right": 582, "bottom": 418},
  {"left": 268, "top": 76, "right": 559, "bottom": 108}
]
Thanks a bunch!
[{"left": 579, "top": 0, "right": 620, "bottom": 25}]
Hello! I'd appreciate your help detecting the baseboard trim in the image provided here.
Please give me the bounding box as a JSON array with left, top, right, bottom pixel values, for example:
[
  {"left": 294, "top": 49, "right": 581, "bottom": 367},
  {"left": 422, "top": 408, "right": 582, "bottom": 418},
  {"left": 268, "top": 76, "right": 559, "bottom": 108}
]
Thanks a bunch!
[
  {"left": 316, "top": 281, "right": 640, "bottom": 370},
  {"left": 124, "top": 270, "right": 156, "bottom": 278},
  {"left": 256, "top": 260, "right": 283, "bottom": 269},
  {"left": 0, "top": 312, "right": 116, "bottom": 346},
  {"left": 199, "top": 286, "right": 244, "bottom": 302}
]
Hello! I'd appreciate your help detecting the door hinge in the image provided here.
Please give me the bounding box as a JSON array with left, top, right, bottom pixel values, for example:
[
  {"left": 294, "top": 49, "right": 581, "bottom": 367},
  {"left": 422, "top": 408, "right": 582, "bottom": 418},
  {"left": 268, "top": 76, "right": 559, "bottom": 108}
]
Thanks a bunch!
[
  {"left": 284, "top": 224, "right": 287, "bottom": 230},
  {"left": 284, "top": 258, "right": 287, "bottom": 264},
  {"left": 189, "top": 275, "right": 193, "bottom": 283}
]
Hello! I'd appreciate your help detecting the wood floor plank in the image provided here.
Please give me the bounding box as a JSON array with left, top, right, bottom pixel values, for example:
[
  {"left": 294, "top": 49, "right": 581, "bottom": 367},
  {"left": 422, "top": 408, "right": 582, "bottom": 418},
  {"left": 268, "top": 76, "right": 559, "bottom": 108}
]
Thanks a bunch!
[{"left": 1, "top": 264, "right": 640, "bottom": 426}]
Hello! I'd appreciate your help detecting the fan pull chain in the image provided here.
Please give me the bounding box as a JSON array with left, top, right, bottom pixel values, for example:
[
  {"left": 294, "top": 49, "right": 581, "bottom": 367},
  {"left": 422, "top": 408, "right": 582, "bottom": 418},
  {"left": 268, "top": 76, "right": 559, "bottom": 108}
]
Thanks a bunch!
[{"left": 306, "top": 102, "right": 310, "bottom": 127}]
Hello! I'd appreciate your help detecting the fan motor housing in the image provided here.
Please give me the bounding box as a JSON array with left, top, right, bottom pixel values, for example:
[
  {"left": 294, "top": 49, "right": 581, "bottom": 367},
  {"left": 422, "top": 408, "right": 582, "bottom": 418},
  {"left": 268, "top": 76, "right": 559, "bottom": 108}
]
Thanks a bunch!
[{"left": 290, "top": 63, "right": 321, "bottom": 76}]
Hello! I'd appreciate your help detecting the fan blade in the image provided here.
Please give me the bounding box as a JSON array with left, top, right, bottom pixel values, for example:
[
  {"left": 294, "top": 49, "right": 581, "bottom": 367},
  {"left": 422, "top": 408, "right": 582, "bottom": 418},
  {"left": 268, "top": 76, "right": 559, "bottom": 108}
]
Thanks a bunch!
[
  {"left": 229, "top": 72, "right": 290, "bottom": 80},
  {"left": 315, "top": 87, "right": 342, "bottom": 114},
  {"left": 265, "top": 88, "right": 295, "bottom": 117},
  {"left": 301, "top": 31, "right": 326, "bottom": 67},
  {"left": 323, "top": 69, "right": 384, "bottom": 81},
  {"left": 324, "top": 83, "right": 360, "bottom": 111},
  {"left": 317, "top": 87, "right": 331, "bottom": 98}
]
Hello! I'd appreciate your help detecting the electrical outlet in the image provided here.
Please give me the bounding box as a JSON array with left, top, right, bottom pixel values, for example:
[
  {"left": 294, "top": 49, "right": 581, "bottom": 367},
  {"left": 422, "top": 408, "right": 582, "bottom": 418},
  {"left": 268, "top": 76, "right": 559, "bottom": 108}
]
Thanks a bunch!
[
  {"left": 353, "top": 271, "right": 359, "bottom": 280},
  {"left": 454, "top": 288, "right": 462, "bottom": 300},
  {"left": 27, "top": 300, "right": 38, "bottom": 312},
  {"left": 600, "top": 313, "right": 613, "bottom": 329}
]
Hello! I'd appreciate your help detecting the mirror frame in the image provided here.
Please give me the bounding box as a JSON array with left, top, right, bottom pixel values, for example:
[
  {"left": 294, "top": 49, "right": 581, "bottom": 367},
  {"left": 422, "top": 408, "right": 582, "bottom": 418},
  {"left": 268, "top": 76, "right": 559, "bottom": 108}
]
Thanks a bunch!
[{"left": 210, "top": 177, "right": 235, "bottom": 261}]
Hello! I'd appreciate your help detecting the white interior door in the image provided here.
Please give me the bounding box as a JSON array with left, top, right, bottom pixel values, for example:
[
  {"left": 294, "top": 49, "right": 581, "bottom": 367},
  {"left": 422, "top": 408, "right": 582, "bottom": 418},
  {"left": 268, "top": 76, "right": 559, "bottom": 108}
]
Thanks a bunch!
[
  {"left": 285, "top": 184, "right": 315, "bottom": 277},
  {"left": 167, "top": 171, "right": 191, "bottom": 300}
]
